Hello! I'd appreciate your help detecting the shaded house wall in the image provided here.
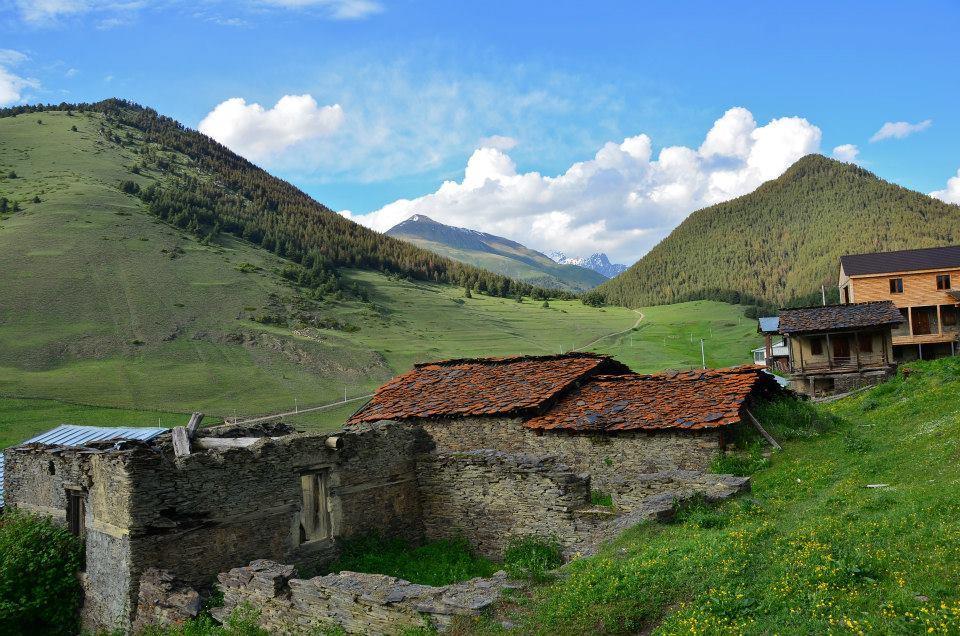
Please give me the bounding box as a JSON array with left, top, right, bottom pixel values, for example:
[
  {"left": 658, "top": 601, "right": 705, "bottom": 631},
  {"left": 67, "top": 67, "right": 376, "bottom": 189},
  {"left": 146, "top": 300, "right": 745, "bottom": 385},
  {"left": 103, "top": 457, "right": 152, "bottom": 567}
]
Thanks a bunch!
[
  {"left": 3, "top": 423, "right": 429, "bottom": 633},
  {"left": 411, "top": 417, "right": 724, "bottom": 492},
  {"left": 786, "top": 330, "right": 893, "bottom": 370}
]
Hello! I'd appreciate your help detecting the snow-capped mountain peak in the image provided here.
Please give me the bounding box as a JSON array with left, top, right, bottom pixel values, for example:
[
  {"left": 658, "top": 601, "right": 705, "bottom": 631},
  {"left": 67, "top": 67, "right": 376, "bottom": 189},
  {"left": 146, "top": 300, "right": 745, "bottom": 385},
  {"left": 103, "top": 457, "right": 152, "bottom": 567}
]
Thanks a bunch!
[{"left": 548, "top": 251, "right": 628, "bottom": 278}]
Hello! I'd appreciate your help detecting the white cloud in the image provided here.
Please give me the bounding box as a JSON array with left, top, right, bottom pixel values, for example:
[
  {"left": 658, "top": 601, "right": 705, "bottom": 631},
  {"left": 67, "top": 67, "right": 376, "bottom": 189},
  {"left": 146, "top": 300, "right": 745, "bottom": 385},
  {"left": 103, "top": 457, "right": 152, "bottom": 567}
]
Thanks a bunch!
[
  {"left": 478, "top": 135, "right": 518, "bottom": 151},
  {"left": 16, "top": 0, "right": 89, "bottom": 24},
  {"left": 14, "top": 0, "right": 380, "bottom": 25},
  {"left": 0, "top": 50, "right": 39, "bottom": 106},
  {"left": 870, "top": 119, "right": 932, "bottom": 142},
  {"left": 353, "top": 107, "right": 822, "bottom": 263},
  {"left": 255, "top": 0, "right": 383, "bottom": 19},
  {"left": 198, "top": 94, "right": 345, "bottom": 161},
  {"left": 832, "top": 144, "right": 859, "bottom": 162},
  {"left": 931, "top": 169, "right": 960, "bottom": 205}
]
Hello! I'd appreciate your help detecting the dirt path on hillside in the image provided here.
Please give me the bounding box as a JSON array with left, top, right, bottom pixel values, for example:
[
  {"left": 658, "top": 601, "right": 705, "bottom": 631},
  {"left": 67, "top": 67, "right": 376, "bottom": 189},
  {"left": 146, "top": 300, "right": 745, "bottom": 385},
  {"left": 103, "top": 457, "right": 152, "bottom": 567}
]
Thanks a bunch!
[{"left": 573, "top": 309, "right": 644, "bottom": 351}]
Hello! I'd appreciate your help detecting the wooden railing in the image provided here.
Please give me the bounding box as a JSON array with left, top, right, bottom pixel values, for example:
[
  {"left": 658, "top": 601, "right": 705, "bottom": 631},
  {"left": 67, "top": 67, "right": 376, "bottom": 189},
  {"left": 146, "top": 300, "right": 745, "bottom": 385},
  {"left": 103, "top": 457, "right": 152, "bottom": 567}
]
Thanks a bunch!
[{"left": 792, "top": 353, "right": 889, "bottom": 374}]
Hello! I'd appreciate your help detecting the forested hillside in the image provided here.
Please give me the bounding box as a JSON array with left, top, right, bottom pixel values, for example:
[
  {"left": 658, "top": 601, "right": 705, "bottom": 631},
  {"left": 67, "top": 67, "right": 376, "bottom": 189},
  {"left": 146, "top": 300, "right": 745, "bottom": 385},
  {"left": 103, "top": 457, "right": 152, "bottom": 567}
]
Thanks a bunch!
[
  {"left": 0, "top": 108, "right": 638, "bottom": 425},
  {"left": 598, "top": 155, "right": 960, "bottom": 309},
  {"left": 0, "top": 99, "right": 562, "bottom": 300}
]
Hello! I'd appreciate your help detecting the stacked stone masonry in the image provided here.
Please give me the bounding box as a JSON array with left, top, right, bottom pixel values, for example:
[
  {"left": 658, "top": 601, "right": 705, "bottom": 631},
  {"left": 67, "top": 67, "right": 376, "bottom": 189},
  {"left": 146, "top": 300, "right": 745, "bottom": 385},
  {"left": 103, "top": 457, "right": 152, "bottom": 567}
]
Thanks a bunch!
[
  {"left": 4, "top": 409, "right": 749, "bottom": 633},
  {"left": 213, "top": 559, "right": 516, "bottom": 635}
]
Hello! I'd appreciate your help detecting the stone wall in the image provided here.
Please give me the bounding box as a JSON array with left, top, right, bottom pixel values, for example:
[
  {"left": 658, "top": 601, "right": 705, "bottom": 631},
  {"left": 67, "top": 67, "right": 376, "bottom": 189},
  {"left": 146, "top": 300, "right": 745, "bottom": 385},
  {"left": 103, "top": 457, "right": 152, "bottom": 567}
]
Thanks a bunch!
[
  {"left": 214, "top": 559, "right": 514, "bottom": 635},
  {"left": 414, "top": 417, "right": 724, "bottom": 494},
  {"left": 416, "top": 450, "right": 590, "bottom": 558},
  {"left": 2, "top": 422, "right": 432, "bottom": 633},
  {"left": 3, "top": 446, "right": 137, "bottom": 632}
]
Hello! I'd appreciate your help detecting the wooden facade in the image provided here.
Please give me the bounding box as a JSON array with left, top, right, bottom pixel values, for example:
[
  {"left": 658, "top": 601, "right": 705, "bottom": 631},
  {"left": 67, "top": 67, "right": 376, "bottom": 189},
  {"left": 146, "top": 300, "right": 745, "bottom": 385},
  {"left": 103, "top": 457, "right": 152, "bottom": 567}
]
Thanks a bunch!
[{"left": 839, "top": 263, "right": 960, "bottom": 355}]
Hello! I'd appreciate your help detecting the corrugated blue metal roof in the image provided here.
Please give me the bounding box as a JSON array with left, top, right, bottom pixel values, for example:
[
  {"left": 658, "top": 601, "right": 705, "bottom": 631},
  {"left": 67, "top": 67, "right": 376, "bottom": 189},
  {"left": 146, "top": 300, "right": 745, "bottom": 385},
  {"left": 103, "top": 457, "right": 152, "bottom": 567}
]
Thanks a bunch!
[
  {"left": 21, "top": 424, "right": 168, "bottom": 447},
  {"left": 1, "top": 425, "right": 168, "bottom": 508},
  {"left": 758, "top": 316, "right": 780, "bottom": 333}
]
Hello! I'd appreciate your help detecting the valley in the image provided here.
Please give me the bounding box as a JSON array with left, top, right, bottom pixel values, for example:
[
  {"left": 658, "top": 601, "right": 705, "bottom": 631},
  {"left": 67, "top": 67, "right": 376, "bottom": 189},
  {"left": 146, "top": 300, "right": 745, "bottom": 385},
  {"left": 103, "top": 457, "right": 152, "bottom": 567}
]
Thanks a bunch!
[{"left": 0, "top": 109, "right": 761, "bottom": 442}]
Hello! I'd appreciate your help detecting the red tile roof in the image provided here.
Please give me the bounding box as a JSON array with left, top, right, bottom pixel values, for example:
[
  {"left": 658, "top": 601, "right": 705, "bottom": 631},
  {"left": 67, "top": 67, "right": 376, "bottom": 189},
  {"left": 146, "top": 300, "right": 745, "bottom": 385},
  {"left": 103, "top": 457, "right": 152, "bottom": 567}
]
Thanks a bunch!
[
  {"left": 348, "top": 353, "right": 630, "bottom": 424},
  {"left": 524, "top": 366, "right": 782, "bottom": 433}
]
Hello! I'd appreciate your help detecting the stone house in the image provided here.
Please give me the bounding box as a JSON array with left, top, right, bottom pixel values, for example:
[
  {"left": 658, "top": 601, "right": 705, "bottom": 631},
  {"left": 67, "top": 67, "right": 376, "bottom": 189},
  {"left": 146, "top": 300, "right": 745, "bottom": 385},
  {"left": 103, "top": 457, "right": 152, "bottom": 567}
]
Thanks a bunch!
[
  {"left": 3, "top": 353, "right": 783, "bottom": 633},
  {"left": 348, "top": 354, "right": 783, "bottom": 496}
]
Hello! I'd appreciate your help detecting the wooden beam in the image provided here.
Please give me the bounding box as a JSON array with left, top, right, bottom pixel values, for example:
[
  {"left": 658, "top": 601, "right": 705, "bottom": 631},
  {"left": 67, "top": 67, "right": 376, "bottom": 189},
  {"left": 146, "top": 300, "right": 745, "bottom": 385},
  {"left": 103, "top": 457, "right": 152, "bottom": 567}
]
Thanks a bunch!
[
  {"left": 937, "top": 305, "right": 943, "bottom": 336},
  {"left": 186, "top": 412, "right": 204, "bottom": 439},
  {"left": 172, "top": 427, "right": 191, "bottom": 458},
  {"left": 745, "top": 409, "right": 782, "bottom": 450}
]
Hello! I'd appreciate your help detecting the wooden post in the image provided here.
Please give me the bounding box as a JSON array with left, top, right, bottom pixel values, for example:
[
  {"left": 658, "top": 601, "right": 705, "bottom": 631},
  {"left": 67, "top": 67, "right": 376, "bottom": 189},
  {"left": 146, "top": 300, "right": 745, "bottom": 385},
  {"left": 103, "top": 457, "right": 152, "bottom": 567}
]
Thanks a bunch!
[
  {"left": 937, "top": 305, "right": 943, "bottom": 335},
  {"left": 186, "top": 412, "right": 204, "bottom": 439},
  {"left": 908, "top": 306, "right": 914, "bottom": 336},
  {"left": 854, "top": 330, "right": 861, "bottom": 370},
  {"left": 825, "top": 333, "right": 833, "bottom": 369},
  {"left": 745, "top": 409, "right": 782, "bottom": 450},
  {"left": 172, "top": 427, "right": 191, "bottom": 458}
]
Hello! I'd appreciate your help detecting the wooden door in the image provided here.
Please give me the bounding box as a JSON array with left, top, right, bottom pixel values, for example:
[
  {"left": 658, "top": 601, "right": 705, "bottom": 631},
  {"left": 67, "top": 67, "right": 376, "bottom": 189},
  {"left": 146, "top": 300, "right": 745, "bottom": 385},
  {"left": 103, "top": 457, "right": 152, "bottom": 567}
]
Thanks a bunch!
[
  {"left": 913, "top": 310, "right": 931, "bottom": 335},
  {"left": 833, "top": 336, "right": 851, "bottom": 362}
]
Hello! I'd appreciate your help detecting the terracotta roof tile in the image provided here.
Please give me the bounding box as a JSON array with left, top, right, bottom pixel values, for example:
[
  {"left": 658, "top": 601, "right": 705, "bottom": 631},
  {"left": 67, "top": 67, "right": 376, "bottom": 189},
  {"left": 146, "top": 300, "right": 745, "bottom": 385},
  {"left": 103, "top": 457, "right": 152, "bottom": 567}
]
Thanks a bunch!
[
  {"left": 524, "top": 366, "right": 783, "bottom": 433},
  {"left": 348, "top": 353, "right": 631, "bottom": 424}
]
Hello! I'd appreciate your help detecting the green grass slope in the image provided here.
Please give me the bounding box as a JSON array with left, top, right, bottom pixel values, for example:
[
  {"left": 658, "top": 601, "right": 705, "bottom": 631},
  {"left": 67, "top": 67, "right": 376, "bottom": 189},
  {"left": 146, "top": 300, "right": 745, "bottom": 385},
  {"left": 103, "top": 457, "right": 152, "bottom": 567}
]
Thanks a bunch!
[
  {"left": 386, "top": 215, "right": 606, "bottom": 291},
  {"left": 598, "top": 154, "right": 960, "bottom": 309},
  {"left": 478, "top": 357, "right": 960, "bottom": 634},
  {"left": 0, "top": 110, "right": 651, "bottom": 433}
]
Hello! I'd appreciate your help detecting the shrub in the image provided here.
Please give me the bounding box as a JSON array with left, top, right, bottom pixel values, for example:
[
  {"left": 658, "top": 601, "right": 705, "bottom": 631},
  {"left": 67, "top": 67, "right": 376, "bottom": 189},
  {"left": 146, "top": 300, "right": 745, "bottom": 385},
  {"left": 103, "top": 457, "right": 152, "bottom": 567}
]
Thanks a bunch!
[
  {"left": 0, "top": 512, "right": 84, "bottom": 636},
  {"left": 140, "top": 603, "right": 268, "bottom": 636},
  {"left": 590, "top": 490, "right": 613, "bottom": 507},
  {"left": 503, "top": 536, "right": 563, "bottom": 582},
  {"left": 580, "top": 290, "right": 605, "bottom": 307}
]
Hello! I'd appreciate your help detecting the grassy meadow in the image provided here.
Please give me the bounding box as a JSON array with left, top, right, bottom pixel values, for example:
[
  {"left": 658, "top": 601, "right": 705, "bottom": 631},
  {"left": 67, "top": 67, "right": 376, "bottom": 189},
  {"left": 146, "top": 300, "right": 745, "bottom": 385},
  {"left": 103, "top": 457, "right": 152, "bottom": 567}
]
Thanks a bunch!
[
  {"left": 0, "top": 110, "right": 762, "bottom": 443},
  {"left": 461, "top": 358, "right": 960, "bottom": 634}
]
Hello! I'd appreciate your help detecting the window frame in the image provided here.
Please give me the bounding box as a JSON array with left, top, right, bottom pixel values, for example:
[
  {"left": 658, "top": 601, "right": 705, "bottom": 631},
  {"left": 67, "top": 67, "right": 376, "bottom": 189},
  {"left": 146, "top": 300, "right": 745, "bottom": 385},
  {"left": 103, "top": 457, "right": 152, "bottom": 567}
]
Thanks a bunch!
[
  {"left": 299, "top": 470, "right": 332, "bottom": 544},
  {"left": 65, "top": 488, "right": 85, "bottom": 539},
  {"left": 889, "top": 277, "right": 904, "bottom": 294},
  {"left": 857, "top": 332, "right": 874, "bottom": 353},
  {"left": 937, "top": 274, "right": 952, "bottom": 290},
  {"left": 810, "top": 337, "right": 823, "bottom": 356}
]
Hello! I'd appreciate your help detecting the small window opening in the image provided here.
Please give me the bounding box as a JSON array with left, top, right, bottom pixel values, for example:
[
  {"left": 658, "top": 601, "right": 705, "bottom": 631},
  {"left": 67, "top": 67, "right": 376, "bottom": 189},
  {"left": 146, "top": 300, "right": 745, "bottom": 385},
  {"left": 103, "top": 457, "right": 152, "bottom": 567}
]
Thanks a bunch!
[
  {"left": 889, "top": 278, "right": 904, "bottom": 294},
  {"left": 299, "top": 471, "right": 331, "bottom": 544},
  {"left": 858, "top": 333, "right": 873, "bottom": 353},
  {"left": 937, "top": 274, "right": 951, "bottom": 290},
  {"left": 66, "top": 490, "right": 85, "bottom": 538},
  {"left": 47, "top": 461, "right": 56, "bottom": 475},
  {"left": 810, "top": 337, "right": 823, "bottom": 355}
]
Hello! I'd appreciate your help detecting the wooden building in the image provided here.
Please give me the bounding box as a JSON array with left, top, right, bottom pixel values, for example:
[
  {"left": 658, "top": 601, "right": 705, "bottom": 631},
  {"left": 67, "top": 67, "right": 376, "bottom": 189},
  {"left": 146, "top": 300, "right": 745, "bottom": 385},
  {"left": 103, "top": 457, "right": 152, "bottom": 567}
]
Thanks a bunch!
[
  {"left": 839, "top": 245, "right": 960, "bottom": 361},
  {"left": 777, "top": 301, "right": 903, "bottom": 396}
]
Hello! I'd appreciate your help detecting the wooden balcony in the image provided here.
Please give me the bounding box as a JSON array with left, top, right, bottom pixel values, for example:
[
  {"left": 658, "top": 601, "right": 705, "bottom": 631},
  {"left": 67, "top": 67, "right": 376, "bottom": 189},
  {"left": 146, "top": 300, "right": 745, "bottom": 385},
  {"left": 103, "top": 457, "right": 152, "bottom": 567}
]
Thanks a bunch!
[
  {"left": 892, "top": 332, "right": 959, "bottom": 346},
  {"left": 791, "top": 353, "right": 890, "bottom": 375}
]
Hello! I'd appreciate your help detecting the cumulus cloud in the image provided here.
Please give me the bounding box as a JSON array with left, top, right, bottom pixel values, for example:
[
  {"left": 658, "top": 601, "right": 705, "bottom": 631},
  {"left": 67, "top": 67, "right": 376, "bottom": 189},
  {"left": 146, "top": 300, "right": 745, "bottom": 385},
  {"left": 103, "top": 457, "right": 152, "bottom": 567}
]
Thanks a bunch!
[
  {"left": 353, "top": 107, "right": 822, "bottom": 263},
  {"left": 198, "top": 95, "right": 345, "bottom": 161},
  {"left": 931, "top": 169, "right": 960, "bottom": 205},
  {"left": 0, "top": 50, "right": 39, "bottom": 106},
  {"left": 832, "top": 144, "right": 859, "bottom": 162},
  {"left": 870, "top": 119, "right": 932, "bottom": 142}
]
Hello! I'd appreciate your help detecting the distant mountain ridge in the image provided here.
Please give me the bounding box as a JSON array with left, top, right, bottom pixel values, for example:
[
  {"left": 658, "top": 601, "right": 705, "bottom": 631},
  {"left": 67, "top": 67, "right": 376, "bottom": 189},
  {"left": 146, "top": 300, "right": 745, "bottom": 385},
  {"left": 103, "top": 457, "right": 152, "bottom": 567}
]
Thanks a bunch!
[
  {"left": 385, "top": 215, "right": 608, "bottom": 291},
  {"left": 549, "top": 251, "right": 628, "bottom": 278},
  {"left": 596, "top": 154, "right": 960, "bottom": 308}
]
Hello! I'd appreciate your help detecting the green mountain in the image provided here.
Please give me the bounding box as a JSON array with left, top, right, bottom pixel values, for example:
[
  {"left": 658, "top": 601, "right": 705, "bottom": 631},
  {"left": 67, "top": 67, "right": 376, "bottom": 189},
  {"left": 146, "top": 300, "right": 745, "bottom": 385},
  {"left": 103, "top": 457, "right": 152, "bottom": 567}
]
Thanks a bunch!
[
  {"left": 0, "top": 104, "right": 643, "bottom": 426},
  {"left": 597, "top": 154, "right": 960, "bottom": 309},
  {"left": 386, "top": 214, "right": 608, "bottom": 291}
]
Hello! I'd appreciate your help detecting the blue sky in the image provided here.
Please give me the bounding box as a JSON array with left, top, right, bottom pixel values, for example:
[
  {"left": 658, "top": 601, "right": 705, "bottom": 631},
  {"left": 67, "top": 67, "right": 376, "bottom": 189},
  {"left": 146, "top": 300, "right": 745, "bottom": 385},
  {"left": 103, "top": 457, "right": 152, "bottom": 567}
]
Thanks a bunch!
[{"left": 2, "top": 0, "right": 958, "bottom": 262}]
